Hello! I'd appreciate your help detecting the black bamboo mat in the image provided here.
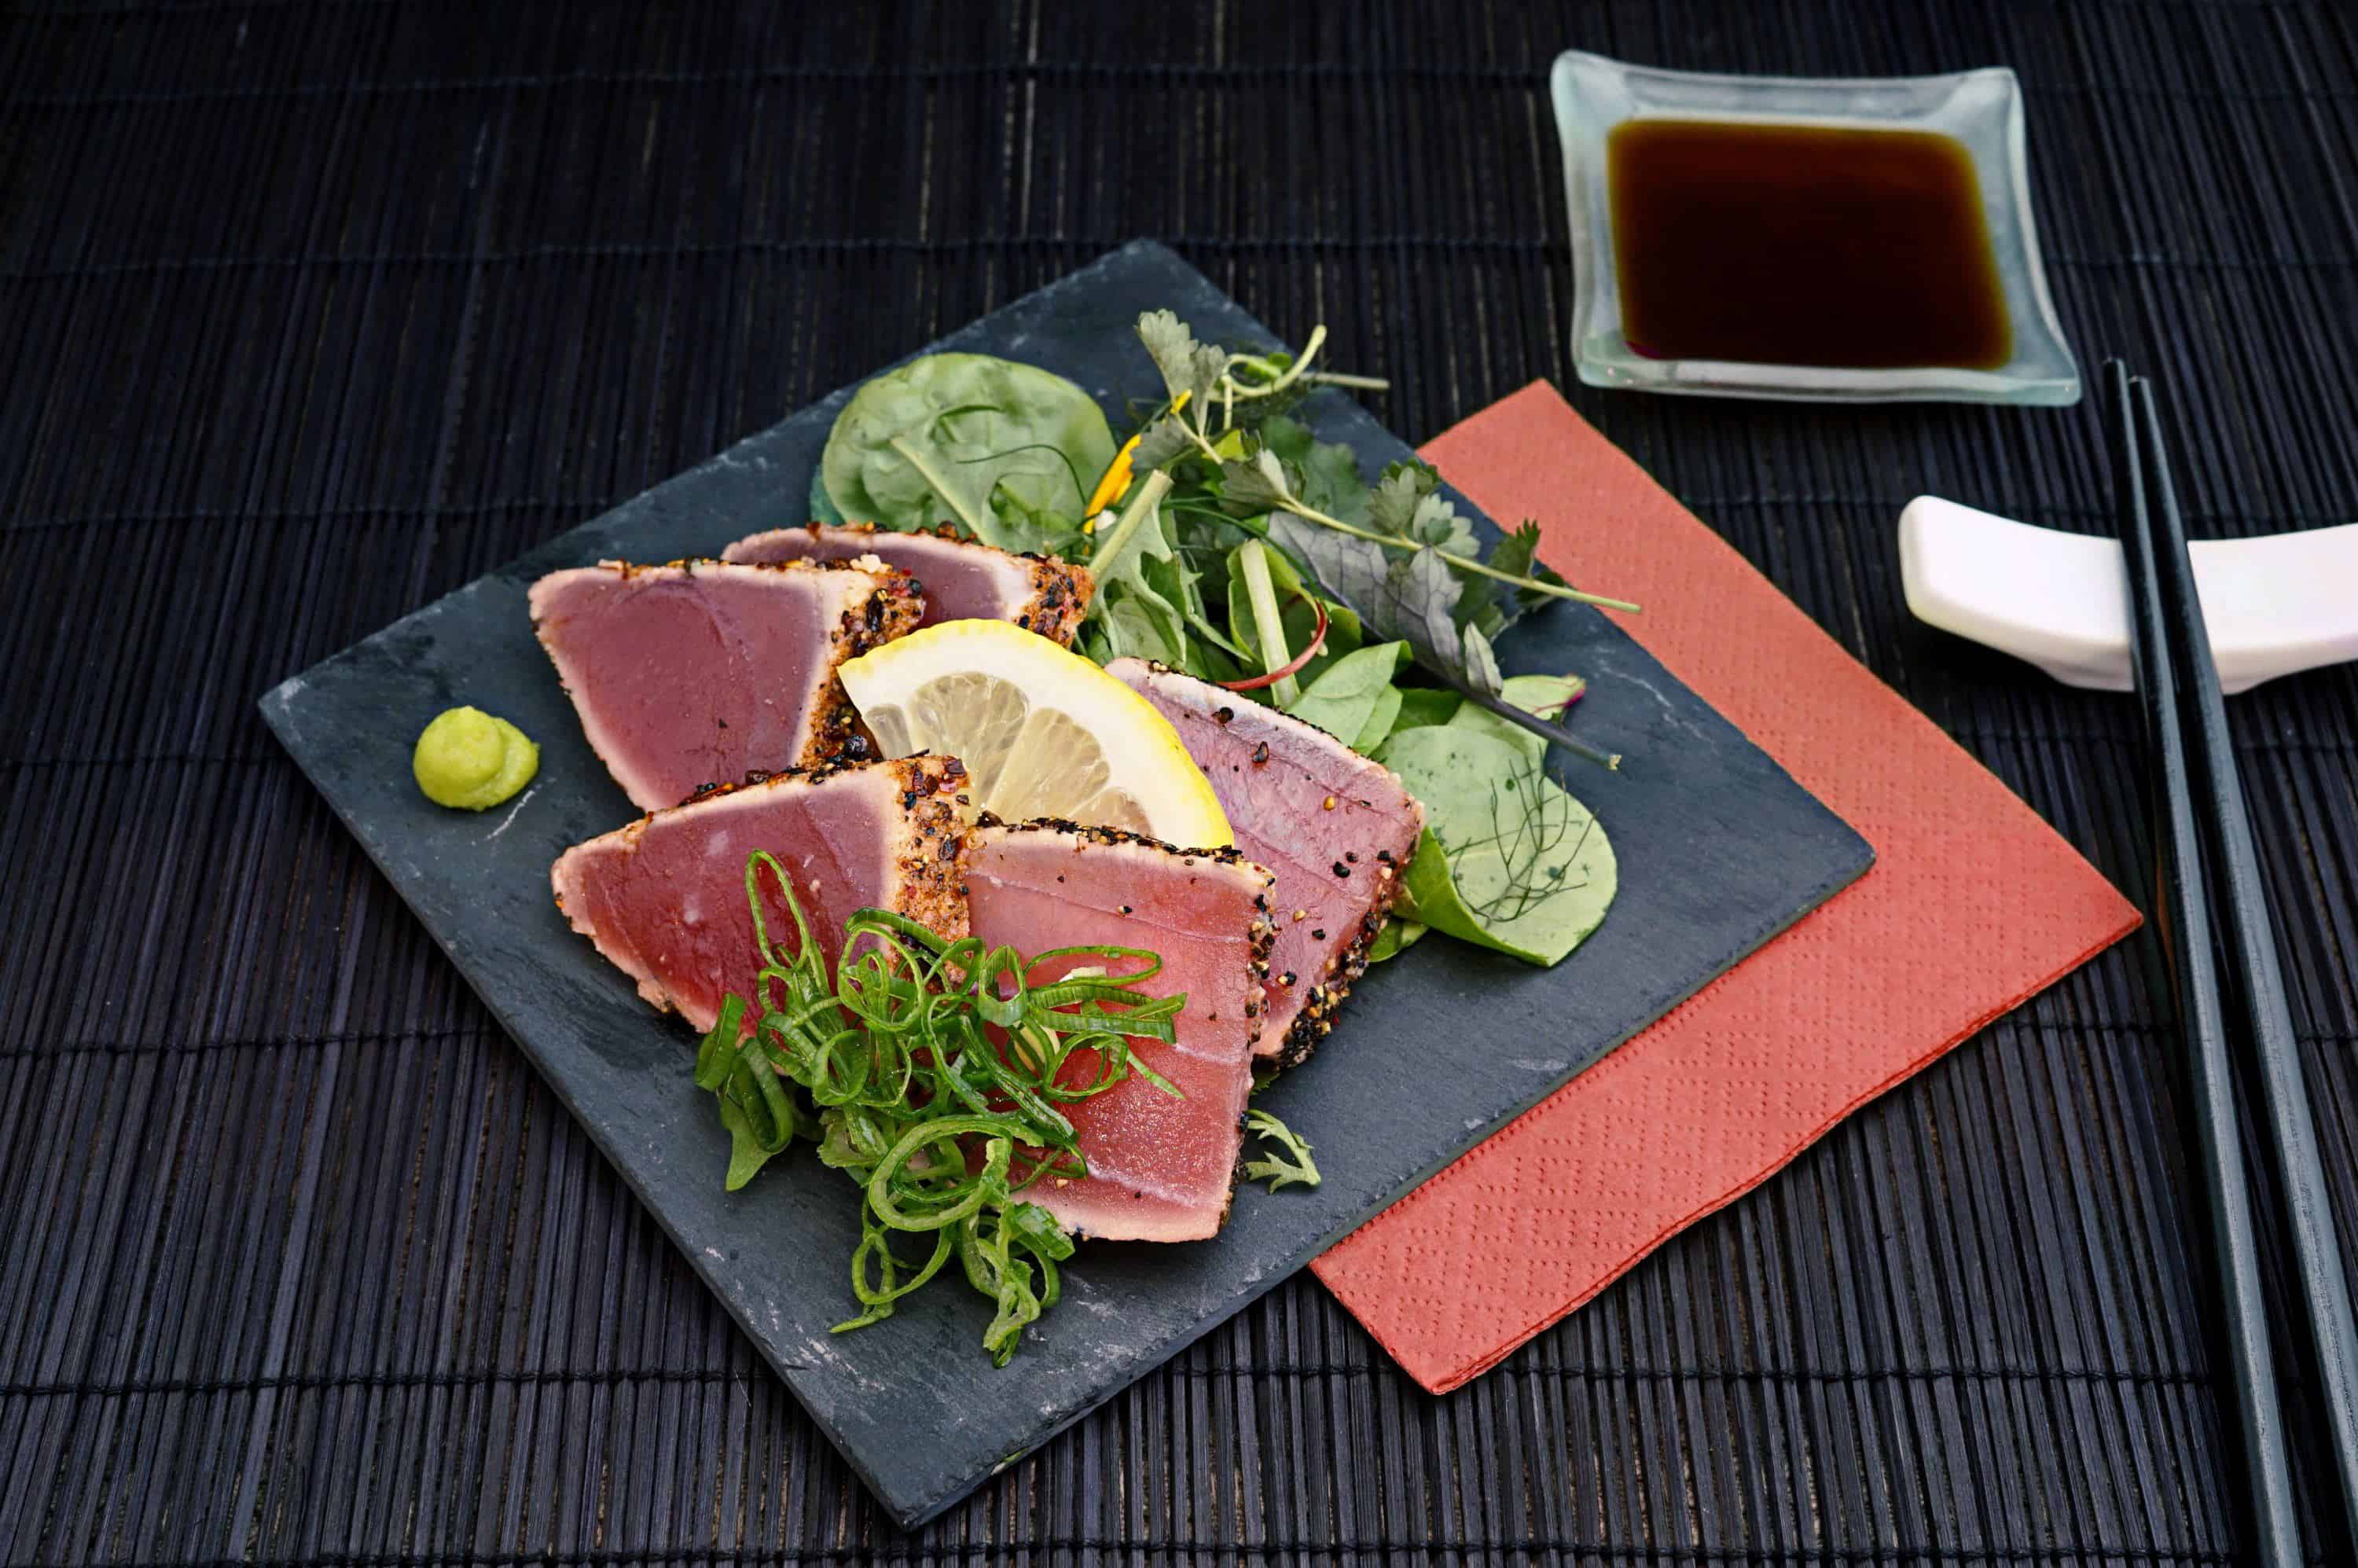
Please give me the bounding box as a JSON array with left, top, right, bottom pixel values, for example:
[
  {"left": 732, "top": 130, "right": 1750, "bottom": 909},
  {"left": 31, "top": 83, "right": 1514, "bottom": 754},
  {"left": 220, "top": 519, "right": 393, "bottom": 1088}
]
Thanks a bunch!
[{"left": 1, "top": 2, "right": 2352, "bottom": 1564}]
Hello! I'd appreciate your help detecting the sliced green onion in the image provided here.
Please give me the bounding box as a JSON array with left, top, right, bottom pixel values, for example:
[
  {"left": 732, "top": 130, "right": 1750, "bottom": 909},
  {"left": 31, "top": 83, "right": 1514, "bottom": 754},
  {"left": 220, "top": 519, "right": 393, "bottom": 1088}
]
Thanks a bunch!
[{"left": 691, "top": 860, "right": 1195, "bottom": 1364}]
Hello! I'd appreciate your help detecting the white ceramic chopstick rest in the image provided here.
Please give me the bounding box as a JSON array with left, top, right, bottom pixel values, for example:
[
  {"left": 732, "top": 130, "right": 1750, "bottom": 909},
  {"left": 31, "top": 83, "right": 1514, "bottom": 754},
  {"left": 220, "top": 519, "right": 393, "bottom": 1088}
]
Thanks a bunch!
[{"left": 1898, "top": 495, "right": 2358, "bottom": 695}]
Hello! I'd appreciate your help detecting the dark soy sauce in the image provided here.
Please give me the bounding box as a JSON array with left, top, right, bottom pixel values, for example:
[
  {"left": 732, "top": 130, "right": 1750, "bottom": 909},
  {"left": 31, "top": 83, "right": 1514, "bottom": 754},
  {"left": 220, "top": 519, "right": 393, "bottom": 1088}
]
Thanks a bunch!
[{"left": 1607, "top": 118, "right": 2012, "bottom": 370}]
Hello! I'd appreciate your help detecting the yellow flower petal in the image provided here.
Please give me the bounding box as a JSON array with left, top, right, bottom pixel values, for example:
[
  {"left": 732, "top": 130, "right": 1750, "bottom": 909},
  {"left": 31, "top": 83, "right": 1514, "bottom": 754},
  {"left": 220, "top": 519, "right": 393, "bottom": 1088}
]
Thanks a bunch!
[
  {"left": 1083, "top": 442, "right": 1137, "bottom": 517},
  {"left": 1082, "top": 390, "right": 1192, "bottom": 517}
]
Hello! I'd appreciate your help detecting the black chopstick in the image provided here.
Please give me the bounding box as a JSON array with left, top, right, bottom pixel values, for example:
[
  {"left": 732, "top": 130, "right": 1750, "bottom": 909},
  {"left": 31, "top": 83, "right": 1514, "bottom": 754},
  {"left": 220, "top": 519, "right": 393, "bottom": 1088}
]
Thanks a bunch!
[
  {"left": 2106, "top": 362, "right": 2305, "bottom": 1567},
  {"left": 2125, "top": 369, "right": 2358, "bottom": 1544}
]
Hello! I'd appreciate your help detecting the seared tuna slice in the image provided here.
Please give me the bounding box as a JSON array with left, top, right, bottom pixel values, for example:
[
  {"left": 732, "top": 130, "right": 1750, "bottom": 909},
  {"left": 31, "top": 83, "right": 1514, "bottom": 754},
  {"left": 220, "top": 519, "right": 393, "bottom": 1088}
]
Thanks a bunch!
[
  {"left": 531, "top": 558, "right": 924, "bottom": 811},
  {"left": 967, "top": 821, "right": 1274, "bottom": 1243},
  {"left": 551, "top": 757, "right": 970, "bottom": 1033},
  {"left": 723, "top": 524, "right": 1091, "bottom": 644},
  {"left": 1106, "top": 658, "right": 1425, "bottom": 1067}
]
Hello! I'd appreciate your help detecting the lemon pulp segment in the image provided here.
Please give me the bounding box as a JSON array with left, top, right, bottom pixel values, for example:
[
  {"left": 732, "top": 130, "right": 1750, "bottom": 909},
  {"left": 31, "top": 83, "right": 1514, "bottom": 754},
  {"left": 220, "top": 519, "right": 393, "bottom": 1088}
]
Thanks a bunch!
[{"left": 839, "top": 620, "right": 1228, "bottom": 848}]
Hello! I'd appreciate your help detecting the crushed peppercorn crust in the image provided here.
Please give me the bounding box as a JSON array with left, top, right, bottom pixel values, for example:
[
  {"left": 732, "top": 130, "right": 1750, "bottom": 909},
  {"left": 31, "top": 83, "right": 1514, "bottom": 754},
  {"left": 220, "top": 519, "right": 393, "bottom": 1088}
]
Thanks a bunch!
[
  {"left": 801, "top": 563, "right": 925, "bottom": 767},
  {"left": 1100, "top": 655, "right": 1427, "bottom": 1072},
  {"left": 722, "top": 523, "right": 1095, "bottom": 645}
]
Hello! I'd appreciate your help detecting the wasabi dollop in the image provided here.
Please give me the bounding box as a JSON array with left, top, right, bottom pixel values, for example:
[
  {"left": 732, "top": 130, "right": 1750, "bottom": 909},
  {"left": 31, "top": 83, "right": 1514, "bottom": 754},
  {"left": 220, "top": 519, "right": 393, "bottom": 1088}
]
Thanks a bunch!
[{"left": 413, "top": 706, "right": 538, "bottom": 810}]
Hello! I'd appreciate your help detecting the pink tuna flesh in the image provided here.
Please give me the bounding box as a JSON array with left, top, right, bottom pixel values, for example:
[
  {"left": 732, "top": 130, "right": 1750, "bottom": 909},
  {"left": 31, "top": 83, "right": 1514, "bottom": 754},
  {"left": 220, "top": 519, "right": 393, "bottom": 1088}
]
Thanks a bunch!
[
  {"left": 551, "top": 757, "right": 971, "bottom": 1033},
  {"left": 965, "top": 822, "right": 1274, "bottom": 1243},
  {"left": 1106, "top": 658, "right": 1425, "bottom": 1067},
  {"left": 723, "top": 524, "right": 1092, "bottom": 644},
  {"left": 531, "top": 559, "right": 924, "bottom": 812}
]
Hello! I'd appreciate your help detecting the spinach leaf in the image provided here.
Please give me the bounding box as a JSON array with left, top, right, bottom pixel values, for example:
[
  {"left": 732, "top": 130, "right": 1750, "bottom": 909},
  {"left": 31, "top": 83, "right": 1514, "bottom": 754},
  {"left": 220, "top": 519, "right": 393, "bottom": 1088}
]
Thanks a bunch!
[
  {"left": 989, "top": 483, "right": 1090, "bottom": 560},
  {"left": 1386, "top": 687, "right": 1464, "bottom": 737},
  {"left": 1353, "top": 685, "right": 1404, "bottom": 751},
  {"left": 807, "top": 464, "right": 847, "bottom": 525},
  {"left": 817, "top": 353, "right": 1115, "bottom": 549},
  {"left": 1283, "top": 641, "right": 1407, "bottom": 746},
  {"left": 1376, "top": 725, "right": 1617, "bottom": 966},
  {"left": 1446, "top": 674, "right": 1589, "bottom": 762}
]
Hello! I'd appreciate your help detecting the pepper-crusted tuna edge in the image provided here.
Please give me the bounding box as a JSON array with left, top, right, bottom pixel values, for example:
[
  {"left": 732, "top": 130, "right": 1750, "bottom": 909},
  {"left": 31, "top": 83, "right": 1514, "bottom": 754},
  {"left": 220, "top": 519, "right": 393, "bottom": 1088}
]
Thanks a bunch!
[
  {"left": 575, "top": 554, "right": 911, "bottom": 589},
  {"left": 1269, "top": 850, "right": 1408, "bottom": 1069},
  {"left": 677, "top": 748, "right": 954, "bottom": 806},
  {"left": 1006, "top": 552, "right": 1093, "bottom": 645},
  {"left": 553, "top": 755, "right": 976, "bottom": 1008},
  {"left": 854, "top": 522, "right": 1096, "bottom": 643},
  {"left": 722, "top": 523, "right": 1096, "bottom": 647},
  {"left": 971, "top": 809, "right": 1261, "bottom": 870},
  {"left": 689, "top": 755, "right": 972, "bottom": 951},
  {"left": 792, "top": 560, "right": 925, "bottom": 769},
  {"left": 1218, "top": 901, "right": 1281, "bottom": 1228},
  {"left": 1126, "top": 656, "right": 1359, "bottom": 748},
  {"left": 1107, "top": 659, "right": 1427, "bottom": 1071}
]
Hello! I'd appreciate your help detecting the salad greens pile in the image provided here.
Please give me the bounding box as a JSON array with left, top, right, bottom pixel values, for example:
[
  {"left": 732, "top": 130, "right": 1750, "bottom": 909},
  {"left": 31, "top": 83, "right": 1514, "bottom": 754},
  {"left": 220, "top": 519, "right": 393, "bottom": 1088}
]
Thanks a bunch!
[
  {"left": 1111, "top": 311, "right": 1636, "bottom": 711},
  {"left": 805, "top": 310, "right": 1629, "bottom": 969}
]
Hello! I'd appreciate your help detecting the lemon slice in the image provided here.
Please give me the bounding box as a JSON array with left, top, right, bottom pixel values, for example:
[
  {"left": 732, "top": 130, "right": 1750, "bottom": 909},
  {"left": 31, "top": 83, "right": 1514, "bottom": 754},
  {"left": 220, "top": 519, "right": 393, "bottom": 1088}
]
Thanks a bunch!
[{"left": 839, "top": 619, "right": 1232, "bottom": 848}]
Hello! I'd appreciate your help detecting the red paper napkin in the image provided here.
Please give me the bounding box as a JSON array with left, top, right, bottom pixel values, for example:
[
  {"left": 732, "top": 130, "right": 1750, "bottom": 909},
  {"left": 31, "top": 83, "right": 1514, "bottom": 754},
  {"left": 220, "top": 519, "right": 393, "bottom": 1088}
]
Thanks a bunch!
[{"left": 1311, "top": 384, "right": 2141, "bottom": 1394}]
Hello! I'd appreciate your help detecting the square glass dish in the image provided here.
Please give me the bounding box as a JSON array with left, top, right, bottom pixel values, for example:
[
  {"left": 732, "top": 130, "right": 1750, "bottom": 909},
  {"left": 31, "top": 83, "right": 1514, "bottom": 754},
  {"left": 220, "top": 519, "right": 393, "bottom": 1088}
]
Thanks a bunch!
[{"left": 1549, "top": 51, "right": 2081, "bottom": 405}]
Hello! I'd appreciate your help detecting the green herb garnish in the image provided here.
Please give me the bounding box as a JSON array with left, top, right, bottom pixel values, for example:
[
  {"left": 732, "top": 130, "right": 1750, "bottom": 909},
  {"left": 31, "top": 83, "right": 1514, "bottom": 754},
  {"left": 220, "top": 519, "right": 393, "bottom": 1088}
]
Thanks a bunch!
[
  {"left": 695, "top": 851, "right": 1187, "bottom": 1364},
  {"left": 1283, "top": 641, "right": 1411, "bottom": 752},
  {"left": 1115, "top": 310, "right": 1636, "bottom": 770},
  {"left": 1241, "top": 1108, "right": 1321, "bottom": 1192}
]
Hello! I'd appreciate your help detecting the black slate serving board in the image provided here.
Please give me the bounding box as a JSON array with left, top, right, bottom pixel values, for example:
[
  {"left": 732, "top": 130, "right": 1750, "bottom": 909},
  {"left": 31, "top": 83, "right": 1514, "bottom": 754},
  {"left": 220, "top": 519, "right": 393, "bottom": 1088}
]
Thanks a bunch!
[{"left": 260, "top": 240, "right": 1873, "bottom": 1527}]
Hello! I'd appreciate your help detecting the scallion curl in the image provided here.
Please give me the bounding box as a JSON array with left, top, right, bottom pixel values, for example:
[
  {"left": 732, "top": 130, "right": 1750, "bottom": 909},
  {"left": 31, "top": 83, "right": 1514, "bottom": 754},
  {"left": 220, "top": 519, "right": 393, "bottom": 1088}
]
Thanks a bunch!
[{"left": 692, "top": 856, "right": 1193, "bottom": 1364}]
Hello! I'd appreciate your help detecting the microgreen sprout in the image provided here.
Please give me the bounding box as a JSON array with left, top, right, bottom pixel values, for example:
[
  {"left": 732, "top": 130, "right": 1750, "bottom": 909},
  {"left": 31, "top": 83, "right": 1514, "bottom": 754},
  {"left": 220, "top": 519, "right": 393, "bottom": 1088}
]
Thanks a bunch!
[{"left": 1241, "top": 1108, "right": 1321, "bottom": 1193}]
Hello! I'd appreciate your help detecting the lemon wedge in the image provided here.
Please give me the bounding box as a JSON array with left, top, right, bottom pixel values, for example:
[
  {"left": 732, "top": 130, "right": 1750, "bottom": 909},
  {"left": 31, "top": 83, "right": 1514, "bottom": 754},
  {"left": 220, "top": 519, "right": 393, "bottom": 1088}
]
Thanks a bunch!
[{"left": 838, "top": 619, "right": 1232, "bottom": 848}]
